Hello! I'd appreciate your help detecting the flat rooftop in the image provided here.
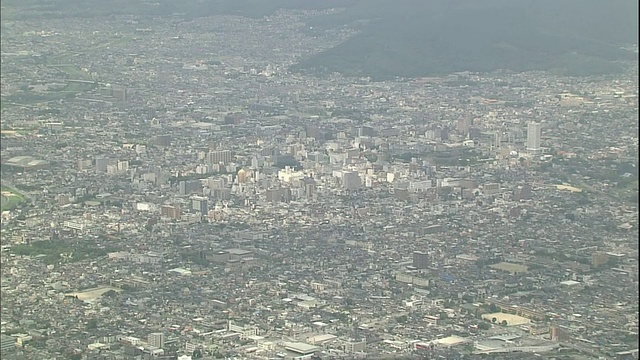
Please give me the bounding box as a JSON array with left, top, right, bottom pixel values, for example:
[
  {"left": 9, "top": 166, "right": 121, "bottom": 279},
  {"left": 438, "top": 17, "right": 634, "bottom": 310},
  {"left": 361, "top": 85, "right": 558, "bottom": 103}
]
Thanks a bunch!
[{"left": 283, "top": 341, "right": 319, "bottom": 354}]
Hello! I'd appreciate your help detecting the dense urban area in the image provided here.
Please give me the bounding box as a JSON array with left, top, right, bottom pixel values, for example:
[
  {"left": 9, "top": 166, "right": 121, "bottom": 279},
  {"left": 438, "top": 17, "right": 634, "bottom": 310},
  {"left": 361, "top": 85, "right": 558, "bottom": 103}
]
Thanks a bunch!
[{"left": 0, "top": 5, "right": 638, "bottom": 360}]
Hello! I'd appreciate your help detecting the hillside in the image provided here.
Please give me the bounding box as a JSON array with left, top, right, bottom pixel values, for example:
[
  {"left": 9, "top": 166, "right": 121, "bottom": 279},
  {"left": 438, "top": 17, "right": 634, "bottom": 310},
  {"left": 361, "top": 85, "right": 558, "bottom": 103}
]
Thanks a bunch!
[
  {"left": 3, "top": 0, "right": 637, "bottom": 79},
  {"left": 291, "top": 0, "right": 639, "bottom": 79}
]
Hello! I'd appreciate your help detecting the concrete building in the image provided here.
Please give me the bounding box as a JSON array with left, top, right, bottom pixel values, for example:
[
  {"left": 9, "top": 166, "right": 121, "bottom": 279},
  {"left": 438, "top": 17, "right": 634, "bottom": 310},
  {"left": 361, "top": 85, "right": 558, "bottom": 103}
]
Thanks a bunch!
[
  {"left": 148, "top": 332, "right": 165, "bottom": 349},
  {"left": 179, "top": 180, "right": 202, "bottom": 196},
  {"left": 526, "top": 122, "right": 542, "bottom": 154},
  {"left": 1, "top": 335, "right": 15, "bottom": 354},
  {"left": 342, "top": 171, "right": 361, "bottom": 191},
  {"left": 413, "top": 251, "right": 430, "bottom": 269},
  {"left": 191, "top": 196, "right": 208, "bottom": 215},
  {"left": 207, "top": 150, "right": 233, "bottom": 165}
]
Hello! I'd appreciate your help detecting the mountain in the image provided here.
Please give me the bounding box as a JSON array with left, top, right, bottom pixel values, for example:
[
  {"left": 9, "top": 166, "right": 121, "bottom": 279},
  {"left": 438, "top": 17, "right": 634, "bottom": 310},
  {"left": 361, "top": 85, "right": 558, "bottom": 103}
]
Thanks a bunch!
[
  {"left": 4, "top": 0, "right": 637, "bottom": 79},
  {"left": 291, "top": 0, "right": 639, "bottom": 79}
]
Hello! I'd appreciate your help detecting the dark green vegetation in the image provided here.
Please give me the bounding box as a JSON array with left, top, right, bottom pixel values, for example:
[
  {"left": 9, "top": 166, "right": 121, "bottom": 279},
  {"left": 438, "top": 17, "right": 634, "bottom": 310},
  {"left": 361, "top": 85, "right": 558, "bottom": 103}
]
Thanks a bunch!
[
  {"left": 10, "top": 239, "right": 116, "bottom": 265},
  {"left": 293, "top": 0, "right": 638, "bottom": 79},
  {"left": 2, "top": 0, "right": 637, "bottom": 79}
]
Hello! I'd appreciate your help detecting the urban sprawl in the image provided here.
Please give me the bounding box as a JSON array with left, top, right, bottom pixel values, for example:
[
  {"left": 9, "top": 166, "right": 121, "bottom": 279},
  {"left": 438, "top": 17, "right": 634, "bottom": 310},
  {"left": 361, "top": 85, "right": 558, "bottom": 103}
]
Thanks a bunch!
[{"left": 0, "top": 9, "right": 638, "bottom": 360}]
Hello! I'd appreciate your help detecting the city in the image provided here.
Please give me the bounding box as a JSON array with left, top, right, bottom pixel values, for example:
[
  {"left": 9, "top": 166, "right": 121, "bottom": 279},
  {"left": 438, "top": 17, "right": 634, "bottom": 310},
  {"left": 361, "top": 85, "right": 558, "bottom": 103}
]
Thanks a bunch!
[{"left": 0, "top": 4, "right": 638, "bottom": 360}]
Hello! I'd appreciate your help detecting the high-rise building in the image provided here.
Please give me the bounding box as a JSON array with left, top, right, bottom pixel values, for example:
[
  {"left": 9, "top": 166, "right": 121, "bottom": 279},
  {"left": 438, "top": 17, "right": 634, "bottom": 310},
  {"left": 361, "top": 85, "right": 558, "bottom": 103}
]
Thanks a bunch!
[
  {"left": 179, "top": 180, "right": 202, "bottom": 196},
  {"left": 237, "top": 168, "right": 248, "bottom": 184},
  {"left": 526, "top": 122, "right": 542, "bottom": 154},
  {"left": 342, "top": 172, "right": 361, "bottom": 191},
  {"left": 206, "top": 150, "right": 233, "bottom": 165},
  {"left": 303, "top": 177, "right": 316, "bottom": 198},
  {"left": 413, "top": 251, "right": 430, "bottom": 269},
  {"left": 191, "top": 196, "right": 208, "bottom": 215},
  {"left": 457, "top": 118, "right": 472, "bottom": 136},
  {"left": 494, "top": 131, "right": 502, "bottom": 150},
  {"left": 148, "top": 332, "right": 165, "bottom": 349}
]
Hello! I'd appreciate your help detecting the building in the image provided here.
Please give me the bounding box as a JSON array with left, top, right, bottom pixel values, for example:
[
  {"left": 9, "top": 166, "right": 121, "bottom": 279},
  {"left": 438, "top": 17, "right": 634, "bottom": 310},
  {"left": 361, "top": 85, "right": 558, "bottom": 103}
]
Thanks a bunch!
[
  {"left": 237, "top": 168, "right": 248, "bottom": 183},
  {"left": 302, "top": 177, "right": 316, "bottom": 198},
  {"left": 265, "top": 188, "right": 291, "bottom": 203},
  {"left": 179, "top": 180, "right": 202, "bottom": 196},
  {"left": 342, "top": 339, "right": 366, "bottom": 353},
  {"left": 161, "top": 204, "right": 181, "bottom": 219},
  {"left": 95, "top": 156, "right": 111, "bottom": 172},
  {"left": 207, "top": 150, "right": 233, "bottom": 165},
  {"left": 3, "top": 156, "right": 50, "bottom": 171},
  {"left": 342, "top": 172, "right": 361, "bottom": 191},
  {"left": 152, "top": 135, "right": 171, "bottom": 147},
  {"left": 191, "top": 196, "right": 208, "bottom": 215},
  {"left": 591, "top": 252, "right": 610, "bottom": 268},
  {"left": 413, "top": 251, "right": 430, "bottom": 269},
  {"left": 526, "top": 122, "right": 542, "bottom": 154},
  {"left": 148, "top": 333, "right": 165, "bottom": 349},
  {"left": 457, "top": 118, "right": 472, "bottom": 136},
  {"left": 283, "top": 342, "right": 320, "bottom": 356},
  {"left": 1, "top": 335, "right": 15, "bottom": 354}
]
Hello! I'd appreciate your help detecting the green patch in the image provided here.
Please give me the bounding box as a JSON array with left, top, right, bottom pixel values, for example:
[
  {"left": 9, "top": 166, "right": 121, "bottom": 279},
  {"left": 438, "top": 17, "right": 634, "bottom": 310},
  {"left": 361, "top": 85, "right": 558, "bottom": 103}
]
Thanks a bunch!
[
  {"left": 1, "top": 186, "right": 25, "bottom": 211},
  {"left": 10, "top": 240, "right": 117, "bottom": 265}
]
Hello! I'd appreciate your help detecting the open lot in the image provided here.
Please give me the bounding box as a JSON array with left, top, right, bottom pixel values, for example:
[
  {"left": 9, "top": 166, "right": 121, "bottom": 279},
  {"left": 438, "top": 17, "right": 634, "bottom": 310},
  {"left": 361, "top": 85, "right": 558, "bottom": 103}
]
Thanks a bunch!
[
  {"left": 482, "top": 312, "right": 531, "bottom": 327},
  {"left": 66, "top": 286, "right": 121, "bottom": 301},
  {"left": 489, "top": 262, "right": 529, "bottom": 274}
]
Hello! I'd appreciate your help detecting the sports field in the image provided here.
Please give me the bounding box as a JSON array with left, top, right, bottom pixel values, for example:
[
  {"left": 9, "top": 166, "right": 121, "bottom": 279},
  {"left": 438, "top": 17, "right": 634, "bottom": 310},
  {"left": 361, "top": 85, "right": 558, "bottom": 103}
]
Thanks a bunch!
[
  {"left": 66, "top": 286, "right": 121, "bottom": 301},
  {"left": 1, "top": 186, "right": 25, "bottom": 211}
]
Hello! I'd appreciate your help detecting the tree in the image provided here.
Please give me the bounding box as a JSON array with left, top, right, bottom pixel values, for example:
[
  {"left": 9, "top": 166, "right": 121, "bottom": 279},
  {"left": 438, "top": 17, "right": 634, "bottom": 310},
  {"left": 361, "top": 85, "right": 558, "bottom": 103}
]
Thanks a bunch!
[{"left": 102, "top": 290, "right": 118, "bottom": 298}]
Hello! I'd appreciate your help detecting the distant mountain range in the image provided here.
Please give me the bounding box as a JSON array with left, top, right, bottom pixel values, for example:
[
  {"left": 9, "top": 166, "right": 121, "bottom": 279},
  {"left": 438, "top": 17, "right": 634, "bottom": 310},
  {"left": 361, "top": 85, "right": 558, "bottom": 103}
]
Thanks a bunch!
[{"left": 4, "top": 0, "right": 637, "bottom": 79}]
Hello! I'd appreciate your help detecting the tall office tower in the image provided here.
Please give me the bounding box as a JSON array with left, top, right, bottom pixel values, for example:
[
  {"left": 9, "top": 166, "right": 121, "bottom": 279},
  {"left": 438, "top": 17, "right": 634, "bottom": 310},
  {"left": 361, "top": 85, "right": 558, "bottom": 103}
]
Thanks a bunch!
[
  {"left": 342, "top": 172, "right": 361, "bottom": 191},
  {"left": 148, "top": 333, "right": 166, "bottom": 348},
  {"left": 191, "top": 196, "right": 208, "bottom": 215},
  {"left": 457, "top": 118, "right": 472, "bottom": 136},
  {"left": 303, "top": 177, "right": 316, "bottom": 198},
  {"left": 494, "top": 131, "right": 502, "bottom": 150},
  {"left": 412, "top": 251, "right": 430, "bottom": 269},
  {"left": 526, "top": 122, "right": 542, "bottom": 154},
  {"left": 206, "top": 150, "right": 233, "bottom": 165}
]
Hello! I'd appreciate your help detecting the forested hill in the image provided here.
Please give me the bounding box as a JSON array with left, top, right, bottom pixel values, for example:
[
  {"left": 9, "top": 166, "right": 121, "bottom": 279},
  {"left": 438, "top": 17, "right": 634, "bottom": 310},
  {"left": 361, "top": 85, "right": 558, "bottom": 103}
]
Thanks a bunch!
[{"left": 291, "top": 0, "right": 639, "bottom": 79}]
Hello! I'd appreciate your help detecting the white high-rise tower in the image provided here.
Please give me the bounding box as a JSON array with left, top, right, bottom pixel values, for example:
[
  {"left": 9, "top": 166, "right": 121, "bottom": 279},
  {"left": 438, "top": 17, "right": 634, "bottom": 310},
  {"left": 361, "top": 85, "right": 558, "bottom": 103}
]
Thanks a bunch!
[{"left": 526, "top": 122, "right": 542, "bottom": 154}]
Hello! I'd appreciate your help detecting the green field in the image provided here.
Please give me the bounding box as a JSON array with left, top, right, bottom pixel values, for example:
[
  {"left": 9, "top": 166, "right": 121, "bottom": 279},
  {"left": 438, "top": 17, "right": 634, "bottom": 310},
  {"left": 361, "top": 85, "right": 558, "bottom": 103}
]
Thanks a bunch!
[{"left": 1, "top": 186, "right": 25, "bottom": 211}]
